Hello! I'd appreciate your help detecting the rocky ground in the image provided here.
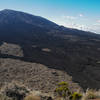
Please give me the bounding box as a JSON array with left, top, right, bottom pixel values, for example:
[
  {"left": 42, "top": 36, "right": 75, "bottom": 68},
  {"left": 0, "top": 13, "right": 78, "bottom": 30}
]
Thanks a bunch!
[{"left": 0, "top": 57, "right": 81, "bottom": 93}]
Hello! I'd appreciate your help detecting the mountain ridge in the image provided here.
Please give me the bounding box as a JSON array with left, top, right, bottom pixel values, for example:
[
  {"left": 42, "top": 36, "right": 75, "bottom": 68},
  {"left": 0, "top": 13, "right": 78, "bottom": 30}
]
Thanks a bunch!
[
  {"left": 0, "top": 9, "right": 59, "bottom": 30},
  {"left": 0, "top": 9, "right": 99, "bottom": 35}
]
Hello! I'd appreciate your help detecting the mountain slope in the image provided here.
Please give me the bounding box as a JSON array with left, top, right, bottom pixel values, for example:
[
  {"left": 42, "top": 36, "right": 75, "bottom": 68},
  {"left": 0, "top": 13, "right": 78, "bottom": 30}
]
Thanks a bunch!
[
  {"left": 0, "top": 9, "right": 58, "bottom": 28},
  {"left": 0, "top": 9, "right": 100, "bottom": 91}
]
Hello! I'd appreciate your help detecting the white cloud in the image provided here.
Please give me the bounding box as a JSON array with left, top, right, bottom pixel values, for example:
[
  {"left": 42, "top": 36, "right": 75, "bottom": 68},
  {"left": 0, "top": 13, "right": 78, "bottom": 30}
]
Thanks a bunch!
[
  {"left": 93, "top": 23, "right": 100, "bottom": 26},
  {"left": 71, "top": 24, "right": 88, "bottom": 31},
  {"left": 53, "top": 15, "right": 100, "bottom": 33},
  {"left": 79, "top": 14, "right": 83, "bottom": 17},
  {"left": 62, "top": 15, "right": 77, "bottom": 20},
  {"left": 97, "top": 20, "right": 100, "bottom": 23}
]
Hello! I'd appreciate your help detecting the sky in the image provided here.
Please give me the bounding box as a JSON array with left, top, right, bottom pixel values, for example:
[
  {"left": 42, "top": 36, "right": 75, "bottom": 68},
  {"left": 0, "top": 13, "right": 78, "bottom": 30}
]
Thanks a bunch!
[{"left": 0, "top": 0, "right": 100, "bottom": 33}]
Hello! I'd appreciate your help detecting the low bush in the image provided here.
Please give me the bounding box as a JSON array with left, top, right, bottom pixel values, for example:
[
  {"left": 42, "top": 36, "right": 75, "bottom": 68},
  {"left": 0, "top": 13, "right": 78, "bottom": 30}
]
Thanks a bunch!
[
  {"left": 55, "top": 82, "right": 71, "bottom": 100},
  {"left": 69, "top": 92, "right": 82, "bottom": 100}
]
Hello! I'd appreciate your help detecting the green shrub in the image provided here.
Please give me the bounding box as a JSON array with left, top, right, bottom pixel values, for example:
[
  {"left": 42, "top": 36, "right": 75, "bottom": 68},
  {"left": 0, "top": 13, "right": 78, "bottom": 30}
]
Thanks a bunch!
[
  {"left": 69, "top": 92, "right": 82, "bottom": 100},
  {"left": 55, "top": 82, "right": 71, "bottom": 99},
  {"left": 58, "top": 82, "right": 68, "bottom": 86}
]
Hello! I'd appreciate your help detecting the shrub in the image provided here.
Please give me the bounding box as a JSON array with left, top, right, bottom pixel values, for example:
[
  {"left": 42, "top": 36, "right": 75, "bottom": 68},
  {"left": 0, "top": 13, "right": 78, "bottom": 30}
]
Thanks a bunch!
[
  {"left": 55, "top": 82, "right": 71, "bottom": 99},
  {"left": 69, "top": 92, "right": 82, "bottom": 100},
  {"left": 58, "top": 82, "right": 68, "bottom": 86}
]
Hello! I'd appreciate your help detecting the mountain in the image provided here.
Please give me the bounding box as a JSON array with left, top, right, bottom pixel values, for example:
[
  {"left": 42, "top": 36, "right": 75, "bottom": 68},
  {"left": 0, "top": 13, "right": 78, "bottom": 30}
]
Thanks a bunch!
[{"left": 0, "top": 9, "right": 100, "bottom": 92}]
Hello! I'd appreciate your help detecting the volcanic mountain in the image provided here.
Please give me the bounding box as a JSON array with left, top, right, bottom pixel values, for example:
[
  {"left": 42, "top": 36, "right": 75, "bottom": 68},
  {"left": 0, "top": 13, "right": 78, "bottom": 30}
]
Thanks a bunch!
[{"left": 0, "top": 9, "right": 100, "bottom": 92}]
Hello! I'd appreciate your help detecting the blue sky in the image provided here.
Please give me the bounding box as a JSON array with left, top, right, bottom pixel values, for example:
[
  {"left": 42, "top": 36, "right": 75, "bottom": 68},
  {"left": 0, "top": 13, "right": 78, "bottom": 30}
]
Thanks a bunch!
[{"left": 0, "top": 0, "right": 100, "bottom": 33}]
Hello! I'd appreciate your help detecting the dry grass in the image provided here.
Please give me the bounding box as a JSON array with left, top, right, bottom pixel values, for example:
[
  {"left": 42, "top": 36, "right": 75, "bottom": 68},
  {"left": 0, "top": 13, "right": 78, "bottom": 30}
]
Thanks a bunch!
[
  {"left": 0, "top": 94, "right": 12, "bottom": 100},
  {"left": 24, "top": 94, "right": 41, "bottom": 100},
  {"left": 0, "top": 81, "right": 30, "bottom": 100},
  {"left": 55, "top": 97, "right": 63, "bottom": 100},
  {"left": 0, "top": 42, "right": 23, "bottom": 57},
  {"left": 81, "top": 89, "right": 100, "bottom": 100}
]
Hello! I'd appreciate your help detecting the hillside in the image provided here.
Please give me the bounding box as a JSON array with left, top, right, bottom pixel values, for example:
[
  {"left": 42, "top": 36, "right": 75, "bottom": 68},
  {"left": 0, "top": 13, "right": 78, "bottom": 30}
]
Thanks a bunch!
[{"left": 0, "top": 9, "right": 100, "bottom": 92}]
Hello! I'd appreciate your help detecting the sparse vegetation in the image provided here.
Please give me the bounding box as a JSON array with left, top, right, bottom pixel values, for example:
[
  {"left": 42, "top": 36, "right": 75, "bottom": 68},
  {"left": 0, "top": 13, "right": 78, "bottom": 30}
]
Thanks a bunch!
[
  {"left": 55, "top": 82, "right": 83, "bottom": 100},
  {"left": 55, "top": 82, "right": 71, "bottom": 99},
  {"left": 81, "top": 89, "right": 100, "bottom": 100},
  {"left": 0, "top": 82, "right": 29, "bottom": 100},
  {"left": 69, "top": 92, "right": 82, "bottom": 100},
  {"left": 0, "top": 94, "right": 12, "bottom": 100},
  {"left": 1, "top": 81, "right": 100, "bottom": 100}
]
